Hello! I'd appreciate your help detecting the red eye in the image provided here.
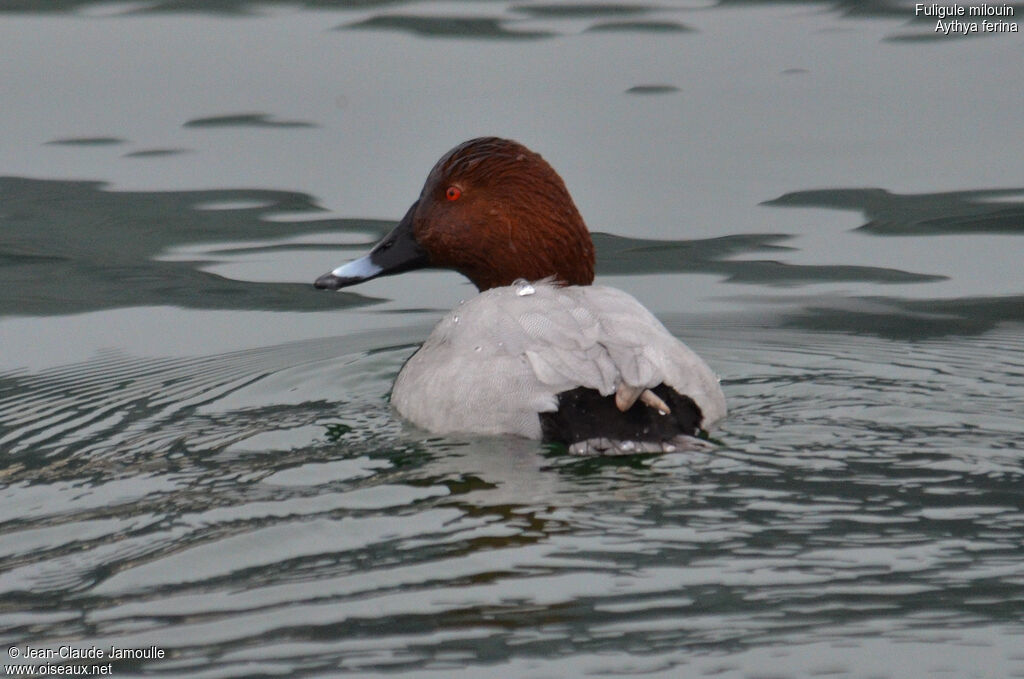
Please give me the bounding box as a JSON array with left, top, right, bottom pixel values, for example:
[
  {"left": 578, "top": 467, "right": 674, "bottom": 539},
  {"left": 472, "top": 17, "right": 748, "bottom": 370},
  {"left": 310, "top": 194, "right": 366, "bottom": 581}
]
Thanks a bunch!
[{"left": 445, "top": 186, "right": 462, "bottom": 201}]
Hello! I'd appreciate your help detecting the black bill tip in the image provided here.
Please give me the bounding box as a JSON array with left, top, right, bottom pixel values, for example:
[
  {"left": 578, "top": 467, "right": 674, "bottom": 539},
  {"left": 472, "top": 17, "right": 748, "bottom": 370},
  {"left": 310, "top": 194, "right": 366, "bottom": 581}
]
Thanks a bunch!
[{"left": 314, "top": 273, "right": 345, "bottom": 290}]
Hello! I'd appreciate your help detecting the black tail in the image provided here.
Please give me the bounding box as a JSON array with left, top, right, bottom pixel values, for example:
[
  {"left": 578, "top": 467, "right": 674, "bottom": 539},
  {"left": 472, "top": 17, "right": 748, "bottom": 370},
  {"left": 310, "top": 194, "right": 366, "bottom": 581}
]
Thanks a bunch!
[{"left": 538, "top": 384, "right": 704, "bottom": 450}]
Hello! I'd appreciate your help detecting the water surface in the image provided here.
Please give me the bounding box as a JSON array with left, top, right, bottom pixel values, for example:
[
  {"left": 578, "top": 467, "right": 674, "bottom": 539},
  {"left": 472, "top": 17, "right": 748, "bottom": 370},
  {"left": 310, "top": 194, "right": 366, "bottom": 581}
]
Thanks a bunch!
[{"left": 2, "top": 1, "right": 1022, "bottom": 677}]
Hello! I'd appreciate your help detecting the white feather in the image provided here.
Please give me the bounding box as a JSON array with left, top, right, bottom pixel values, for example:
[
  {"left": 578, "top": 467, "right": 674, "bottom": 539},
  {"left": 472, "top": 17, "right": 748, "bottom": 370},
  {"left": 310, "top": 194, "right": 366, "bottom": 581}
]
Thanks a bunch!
[{"left": 391, "top": 281, "right": 727, "bottom": 438}]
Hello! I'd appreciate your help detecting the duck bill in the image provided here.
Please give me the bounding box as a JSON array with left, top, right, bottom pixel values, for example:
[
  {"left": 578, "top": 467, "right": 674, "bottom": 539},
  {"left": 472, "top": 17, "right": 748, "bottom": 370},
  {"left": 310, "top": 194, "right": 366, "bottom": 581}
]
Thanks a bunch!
[{"left": 314, "top": 202, "right": 429, "bottom": 290}]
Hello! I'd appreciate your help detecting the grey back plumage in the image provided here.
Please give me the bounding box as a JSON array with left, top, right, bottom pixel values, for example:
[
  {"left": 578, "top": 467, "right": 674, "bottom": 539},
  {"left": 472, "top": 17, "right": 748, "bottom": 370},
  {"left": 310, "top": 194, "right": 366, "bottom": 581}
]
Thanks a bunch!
[{"left": 391, "top": 281, "right": 726, "bottom": 439}]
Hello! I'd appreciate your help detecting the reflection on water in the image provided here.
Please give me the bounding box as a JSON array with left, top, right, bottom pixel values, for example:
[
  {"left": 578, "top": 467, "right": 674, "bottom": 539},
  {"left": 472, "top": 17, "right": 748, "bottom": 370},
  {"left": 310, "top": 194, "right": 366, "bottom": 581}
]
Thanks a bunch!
[
  {"left": 343, "top": 14, "right": 555, "bottom": 40},
  {"left": 2, "top": 326, "right": 1023, "bottom": 677},
  {"left": 758, "top": 186, "right": 1024, "bottom": 338},
  {"left": 45, "top": 137, "right": 127, "bottom": 146},
  {"left": 0, "top": 177, "right": 966, "bottom": 319},
  {"left": 2, "top": 0, "right": 1019, "bottom": 47},
  {"left": 767, "top": 187, "right": 1024, "bottom": 236},
  {"left": 122, "top": 148, "right": 192, "bottom": 158},
  {"left": 183, "top": 112, "right": 318, "bottom": 129},
  {"left": 0, "top": 177, "right": 386, "bottom": 316},
  {"left": 777, "top": 293, "right": 1024, "bottom": 339},
  {"left": 586, "top": 20, "right": 694, "bottom": 33},
  {"left": 594, "top": 232, "right": 944, "bottom": 285},
  {"left": 2, "top": 1, "right": 1023, "bottom": 677},
  {"left": 4, "top": 0, "right": 1021, "bottom": 28},
  {"left": 623, "top": 84, "right": 684, "bottom": 94}
]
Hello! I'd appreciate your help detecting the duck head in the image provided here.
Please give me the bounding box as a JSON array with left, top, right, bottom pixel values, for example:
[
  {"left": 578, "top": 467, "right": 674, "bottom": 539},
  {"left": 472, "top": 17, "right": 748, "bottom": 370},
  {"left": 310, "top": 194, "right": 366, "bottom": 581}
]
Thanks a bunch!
[{"left": 314, "top": 137, "right": 595, "bottom": 292}]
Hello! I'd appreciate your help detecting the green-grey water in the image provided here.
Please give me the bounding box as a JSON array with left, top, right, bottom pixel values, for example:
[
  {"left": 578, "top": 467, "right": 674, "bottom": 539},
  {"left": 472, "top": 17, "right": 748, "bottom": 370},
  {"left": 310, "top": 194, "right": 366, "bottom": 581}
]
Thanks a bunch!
[{"left": 2, "top": 2, "right": 1023, "bottom": 677}]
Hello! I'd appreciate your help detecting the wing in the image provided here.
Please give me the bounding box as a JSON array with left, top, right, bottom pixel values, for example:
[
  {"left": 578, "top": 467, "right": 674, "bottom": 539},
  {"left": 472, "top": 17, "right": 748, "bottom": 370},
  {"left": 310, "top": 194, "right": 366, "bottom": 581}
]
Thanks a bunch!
[
  {"left": 516, "top": 284, "right": 726, "bottom": 427},
  {"left": 391, "top": 282, "right": 726, "bottom": 437}
]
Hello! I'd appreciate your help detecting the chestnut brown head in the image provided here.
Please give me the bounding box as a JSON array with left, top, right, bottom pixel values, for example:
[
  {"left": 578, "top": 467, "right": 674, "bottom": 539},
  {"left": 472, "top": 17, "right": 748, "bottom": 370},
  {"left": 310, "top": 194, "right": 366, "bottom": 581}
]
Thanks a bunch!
[{"left": 314, "top": 137, "right": 595, "bottom": 292}]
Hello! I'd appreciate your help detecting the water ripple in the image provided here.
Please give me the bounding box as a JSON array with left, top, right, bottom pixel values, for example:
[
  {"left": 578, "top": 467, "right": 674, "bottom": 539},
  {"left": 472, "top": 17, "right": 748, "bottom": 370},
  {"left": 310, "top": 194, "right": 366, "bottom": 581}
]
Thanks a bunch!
[{"left": 2, "top": 323, "right": 1022, "bottom": 677}]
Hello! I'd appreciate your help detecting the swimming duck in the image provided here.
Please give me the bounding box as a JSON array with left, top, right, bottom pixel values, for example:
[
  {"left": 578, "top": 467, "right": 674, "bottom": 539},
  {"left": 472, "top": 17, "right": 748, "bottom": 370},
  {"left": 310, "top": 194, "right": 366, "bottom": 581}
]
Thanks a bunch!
[{"left": 315, "top": 137, "right": 726, "bottom": 454}]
